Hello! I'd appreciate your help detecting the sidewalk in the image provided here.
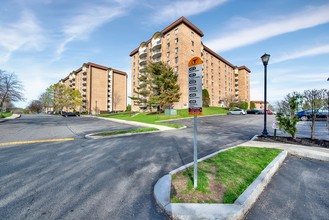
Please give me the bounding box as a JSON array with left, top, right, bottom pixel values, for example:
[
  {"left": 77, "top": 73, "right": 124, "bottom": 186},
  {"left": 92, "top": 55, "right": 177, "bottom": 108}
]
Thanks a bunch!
[{"left": 95, "top": 116, "right": 176, "bottom": 131}]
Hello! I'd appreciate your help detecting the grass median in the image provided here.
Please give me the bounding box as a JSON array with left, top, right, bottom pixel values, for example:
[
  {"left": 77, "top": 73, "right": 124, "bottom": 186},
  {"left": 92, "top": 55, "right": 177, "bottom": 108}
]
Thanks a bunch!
[
  {"left": 0, "top": 113, "right": 13, "bottom": 118},
  {"left": 171, "top": 147, "right": 282, "bottom": 204},
  {"left": 98, "top": 107, "right": 228, "bottom": 128},
  {"left": 92, "top": 127, "right": 159, "bottom": 136}
]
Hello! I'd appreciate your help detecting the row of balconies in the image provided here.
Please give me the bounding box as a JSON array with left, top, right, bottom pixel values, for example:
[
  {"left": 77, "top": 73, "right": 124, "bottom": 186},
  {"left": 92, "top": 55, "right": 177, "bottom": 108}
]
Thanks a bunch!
[{"left": 138, "top": 38, "right": 162, "bottom": 58}]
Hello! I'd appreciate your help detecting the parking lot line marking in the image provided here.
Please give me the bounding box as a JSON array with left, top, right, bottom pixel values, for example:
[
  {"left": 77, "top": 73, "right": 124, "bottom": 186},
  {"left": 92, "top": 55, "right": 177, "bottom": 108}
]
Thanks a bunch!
[{"left": 0, "top": 138, "right": 75, "bottom": 146}]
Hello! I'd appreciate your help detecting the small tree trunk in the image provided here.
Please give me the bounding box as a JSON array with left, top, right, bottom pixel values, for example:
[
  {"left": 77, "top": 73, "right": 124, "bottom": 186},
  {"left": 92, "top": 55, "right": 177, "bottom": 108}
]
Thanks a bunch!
[{"left": 311, "top": 114, "right": 316, "bottom": 140}]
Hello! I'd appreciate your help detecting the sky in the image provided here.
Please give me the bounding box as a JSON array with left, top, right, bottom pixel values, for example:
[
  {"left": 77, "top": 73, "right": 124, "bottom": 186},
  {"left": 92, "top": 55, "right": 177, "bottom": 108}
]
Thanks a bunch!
[{"left": 1, "top": 0, "right": 328, "bottom": 108}]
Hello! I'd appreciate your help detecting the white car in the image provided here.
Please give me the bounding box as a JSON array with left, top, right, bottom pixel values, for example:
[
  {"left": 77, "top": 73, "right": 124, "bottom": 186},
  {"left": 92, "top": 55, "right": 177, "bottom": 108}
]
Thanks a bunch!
[{"left": 227, "top": 109, "right": 246, "bottom": 115}]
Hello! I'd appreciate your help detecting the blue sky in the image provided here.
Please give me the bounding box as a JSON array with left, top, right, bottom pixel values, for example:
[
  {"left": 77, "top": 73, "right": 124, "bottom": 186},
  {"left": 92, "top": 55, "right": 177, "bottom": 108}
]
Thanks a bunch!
[{"left": 1, "top": 0, "right": 328, "bottom": 108}]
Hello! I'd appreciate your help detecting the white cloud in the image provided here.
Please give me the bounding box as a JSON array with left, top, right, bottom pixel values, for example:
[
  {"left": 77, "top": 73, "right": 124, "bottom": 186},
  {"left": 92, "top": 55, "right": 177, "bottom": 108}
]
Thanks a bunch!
[
  {"left": 0, "top": 10, "right": 44, "bottom": 63},
  {"left": 151, "top": 0, "right": 227, "bottom": 23},
  {"left": 54, "top": 3, "right": 128, "bottom": 59},
  {"left": 206, "top": 4, "right": 329, "bottom": 52},
  {"left": 271, "top": 44, "right": 329, "bottom": 64}
]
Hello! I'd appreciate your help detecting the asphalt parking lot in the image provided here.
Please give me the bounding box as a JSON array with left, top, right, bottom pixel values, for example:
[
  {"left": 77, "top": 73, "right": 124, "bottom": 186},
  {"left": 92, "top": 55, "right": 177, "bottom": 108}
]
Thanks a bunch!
[{"left": 245, "top": 156, "right": 329, "bottom": 220}]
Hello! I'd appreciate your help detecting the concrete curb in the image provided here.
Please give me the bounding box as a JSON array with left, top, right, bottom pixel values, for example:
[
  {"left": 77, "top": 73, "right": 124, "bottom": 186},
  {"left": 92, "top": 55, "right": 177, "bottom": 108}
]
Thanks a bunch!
[
  {"left": 85, "top": 129, "right": 161, "bottom": 139},
  {"left": 94, "top": 116, "right": 176, "bottom": 131},
  {"left": 154, "top": 146, "right": 288, "bottom": 220}
]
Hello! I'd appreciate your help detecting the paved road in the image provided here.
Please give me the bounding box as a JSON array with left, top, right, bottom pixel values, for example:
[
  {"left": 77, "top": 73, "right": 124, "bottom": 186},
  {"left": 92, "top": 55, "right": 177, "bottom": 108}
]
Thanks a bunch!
[
  {"left": 0, "top": 114, "right": 267, "bottom": 219},
  {"left": 245, "top": 156, "right": 329, "bottom": 220},
  {"left": 0, "top": 114, "right": 143, "bottom": 143},
  {"left": 0, "top": 114, "right": 327, "bottom": 219}
]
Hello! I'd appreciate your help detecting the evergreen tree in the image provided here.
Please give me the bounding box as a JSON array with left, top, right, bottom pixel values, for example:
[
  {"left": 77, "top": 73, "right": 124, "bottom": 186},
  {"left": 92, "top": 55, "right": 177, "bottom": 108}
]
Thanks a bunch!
[
  {"left": 130, "top": 71, "right": 150, "bottom": 111},
  {"left": 250, "top": 101, "right": 256, "bottom": 110},
  {"left": 202, "top": 89, "right": 210, "bottom": 107},
  {"left": 147, "top": 62, "right": 181, "bottom": 111}
]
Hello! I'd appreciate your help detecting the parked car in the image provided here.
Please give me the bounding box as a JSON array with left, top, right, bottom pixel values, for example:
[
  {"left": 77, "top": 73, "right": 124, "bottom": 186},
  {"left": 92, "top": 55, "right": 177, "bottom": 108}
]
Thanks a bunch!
[
  {"left": 316, "top": 106, "right": 328, "bottom": 119},
  {"left": 247, "top": 109, "right": 262, "bottom": 114},
  {"left": 266, "top": 109, "right": 274, "bottom": 115},
  {"left": 62, "top": 111, "right": 80, "bottom": 117},
  {"left": 227, "top": 109, "right": 246, "bottom": 115},
  {"left": 296, "top": 109, "right": 315, "bottom": 121}
]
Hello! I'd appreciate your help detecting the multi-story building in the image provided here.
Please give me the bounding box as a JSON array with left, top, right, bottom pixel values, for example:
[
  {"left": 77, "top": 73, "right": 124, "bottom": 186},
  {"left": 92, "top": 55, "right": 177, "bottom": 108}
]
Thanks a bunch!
[
  {"left": 130, "top": 16, "right": 251, "bottom": 111},
  {"left": 60, "top": 62, "right": 127, "bottom": 114}
]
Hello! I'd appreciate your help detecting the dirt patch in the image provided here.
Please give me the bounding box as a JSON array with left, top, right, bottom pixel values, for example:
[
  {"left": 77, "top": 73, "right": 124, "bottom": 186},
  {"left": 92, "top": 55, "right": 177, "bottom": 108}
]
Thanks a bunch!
[
  {"left": 171, "top": 167, "right": 226, "bottom": 203},
  {"left": 256, "top": 136, "right": 329, "bottom": 148}
]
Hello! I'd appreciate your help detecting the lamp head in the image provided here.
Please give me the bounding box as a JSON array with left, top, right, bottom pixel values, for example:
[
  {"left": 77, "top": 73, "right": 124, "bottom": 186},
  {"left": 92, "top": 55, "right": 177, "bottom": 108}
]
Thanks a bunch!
[{"left": 261, "top": 53, "right": 270, "bottom": 66}]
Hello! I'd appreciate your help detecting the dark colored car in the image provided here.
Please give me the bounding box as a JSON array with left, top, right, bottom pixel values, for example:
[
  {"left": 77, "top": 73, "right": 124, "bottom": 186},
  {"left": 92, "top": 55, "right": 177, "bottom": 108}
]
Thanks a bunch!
[
  {"left": 296, "top": 109, "right": 315, "bottom": 121},
  {"left": 62, "top": 111, "right": 80, "bottom": 117},
  {"left": 247, "top": 109, "right": 262, "bottom": 114}
]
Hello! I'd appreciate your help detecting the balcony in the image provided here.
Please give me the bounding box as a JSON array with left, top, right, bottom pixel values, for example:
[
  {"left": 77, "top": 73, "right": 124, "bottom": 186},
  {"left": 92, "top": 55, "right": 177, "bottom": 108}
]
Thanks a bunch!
[
  {"left": 152, "top": 57, "right": 161, "bottom": 63},
  {"left": 82, "top": 92, "right": 86, "bottom": 97},
  {"left": 152, "top": 39, "right": 161, "bottom": 50},
  {"left": 152, "top": 49, "right": 162, "bottom": 58},
  {"left": 139, "top": 57, "right": 147, "bottom": 65},
  {"left": 82, "top": 75, "right": 87, "bottom": 80},
  {"left": 235, "top": 87, "right": 239, "bottom": 91},
  {"left": 139, "top": 65, "right": 147, "bottom": 72},
  {"left": 139, "top": 49, "right": 147, "bottom": 58},
  {"left": 82, "top": 87, "right": 86, "bottom": 91}
]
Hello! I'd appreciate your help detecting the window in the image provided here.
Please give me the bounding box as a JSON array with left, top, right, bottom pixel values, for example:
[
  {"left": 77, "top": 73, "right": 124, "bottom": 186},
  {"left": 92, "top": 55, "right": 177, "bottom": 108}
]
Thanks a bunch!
[
  {"left": 167, "top": 60, "right": 170, "bottom": 65},
  {"left": 166, "top": 34, "right": 170, "bottom": 40},
  {"left": 167, "top": 42, "right": 170, "bottom": 49},
  {"left": 191, "top": 31, "right": 194, "bottom": 37},
  {"left": 167, "top": 52, "right": 170, "bottom": 57},
  {"left": 175, "top": 28, "right": 178, "bottom": 34},
  {"left": 175, "top": 66, "right": 178, "bottom": 72},
  {"left": 191, "top": 50, "right": 194, "bottom": 55},
  {"left": 175, "top": 47, "right": 178, "bottom": 53},
  {"left": 191, "top": 41, "right": 194, "bottom": 46},
  {"left": 175, "top": 56, "right": 178, "bottom": 64},
  {"left": 175, "top": 38, "right": 178, "bottom": 44}
]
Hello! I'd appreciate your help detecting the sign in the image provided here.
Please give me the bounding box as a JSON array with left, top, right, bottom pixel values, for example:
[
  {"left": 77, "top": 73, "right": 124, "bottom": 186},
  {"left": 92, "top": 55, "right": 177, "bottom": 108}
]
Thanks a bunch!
[{"left": 188, "top": 57, "right": 203, "bottom": 115}]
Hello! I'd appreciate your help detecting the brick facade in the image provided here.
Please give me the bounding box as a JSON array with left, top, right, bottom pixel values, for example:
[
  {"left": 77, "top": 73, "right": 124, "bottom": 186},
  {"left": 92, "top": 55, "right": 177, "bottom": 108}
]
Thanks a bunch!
[{"left": 130, "top": 16, "right": 251, "bottom": 111}]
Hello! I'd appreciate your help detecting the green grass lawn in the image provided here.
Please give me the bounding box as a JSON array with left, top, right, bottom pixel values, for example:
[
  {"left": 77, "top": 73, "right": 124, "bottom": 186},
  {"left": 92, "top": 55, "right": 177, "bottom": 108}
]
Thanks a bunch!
[
  {"left": 0, "top": 113, "right": 13, "bottom": 118},
  {"left": 92, "top": 127, "right": 159, "bottom": 136},
  {"left": 171, "top": 147, "right": 282, "bottom": 203},
  {"left": 98, "top": 107, "right": 228, "bottom": 128}
]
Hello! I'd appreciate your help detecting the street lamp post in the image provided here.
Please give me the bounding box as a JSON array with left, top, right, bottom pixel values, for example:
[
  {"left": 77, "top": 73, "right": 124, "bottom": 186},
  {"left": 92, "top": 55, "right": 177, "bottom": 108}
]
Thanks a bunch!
[{"left": 261, "top": 53, "right": 270, "bottom": 136}]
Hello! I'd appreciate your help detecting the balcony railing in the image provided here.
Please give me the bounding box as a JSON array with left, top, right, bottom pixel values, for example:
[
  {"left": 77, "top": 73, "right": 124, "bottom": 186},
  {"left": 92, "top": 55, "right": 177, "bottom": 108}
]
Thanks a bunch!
[
  {"left": 152, "top": 49, "right": 161, "bottom": 55},
  {"left": 139, "top": 57, "right": 147, "bottom": 64},
  {"left": 152, "top": 39, "right": 161, "bottom": 49},
  {"left": 139, "top": 49, "right": 147, "bottom": 57},
  {"left": 152, "top": 57, "right": 162, "bottom": 63}
]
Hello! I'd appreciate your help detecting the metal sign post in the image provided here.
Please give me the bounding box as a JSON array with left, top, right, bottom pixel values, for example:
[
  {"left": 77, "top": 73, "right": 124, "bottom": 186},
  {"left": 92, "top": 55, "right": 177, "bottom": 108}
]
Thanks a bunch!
[{"left": 188, "top": 57, "right": 203, "bottom": 189}]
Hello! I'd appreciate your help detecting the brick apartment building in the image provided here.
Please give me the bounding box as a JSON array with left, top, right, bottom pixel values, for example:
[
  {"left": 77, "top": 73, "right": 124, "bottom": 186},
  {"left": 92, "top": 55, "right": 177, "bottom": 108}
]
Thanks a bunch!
[
  {"left": 60, "top": 62, "right": 127, "bottom": 114},
  {"left": 129, "top": 16, "right": 251, "bottom": 111}
]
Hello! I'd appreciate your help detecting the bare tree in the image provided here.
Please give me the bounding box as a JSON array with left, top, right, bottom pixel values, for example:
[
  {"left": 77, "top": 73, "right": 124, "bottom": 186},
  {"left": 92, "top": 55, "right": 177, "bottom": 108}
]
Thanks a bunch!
[
  {"left": 112, "top": 92, "right": 122, "bottom": 112},
  {"left": 222, "top": 94, "right": 240, "bottom": 109},
  {"left": 27, "top": 100, "right": 43, "bottom": 113},
  {"left": 0, "top": 70, "right": 25, "bottom": 111},
  {"left": 303, "top": 89, "right": 327, "bottom": 140}
]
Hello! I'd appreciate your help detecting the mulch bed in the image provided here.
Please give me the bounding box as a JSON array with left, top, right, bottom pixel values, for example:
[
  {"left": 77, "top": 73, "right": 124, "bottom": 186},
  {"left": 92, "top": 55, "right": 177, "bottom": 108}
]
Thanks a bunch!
[{"left": 256, "top": 136, "right": 329, "bottom": 148}]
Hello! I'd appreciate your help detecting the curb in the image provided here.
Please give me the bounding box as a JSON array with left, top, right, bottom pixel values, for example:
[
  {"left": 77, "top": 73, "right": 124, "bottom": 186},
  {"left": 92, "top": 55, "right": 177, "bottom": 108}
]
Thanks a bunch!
[
  {"left": 154, "top": 145, "right": 287, "bottom": 220},
  {"left": 85, "top": 129, "right": 161, "bottom": 139},
  {"left": 93, "top": 116, "right": 176, "bottom": 131}
]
